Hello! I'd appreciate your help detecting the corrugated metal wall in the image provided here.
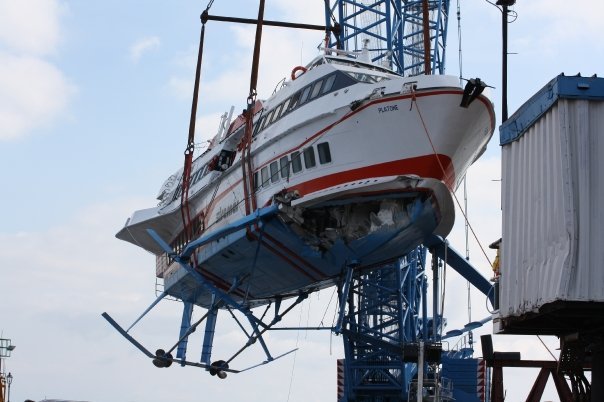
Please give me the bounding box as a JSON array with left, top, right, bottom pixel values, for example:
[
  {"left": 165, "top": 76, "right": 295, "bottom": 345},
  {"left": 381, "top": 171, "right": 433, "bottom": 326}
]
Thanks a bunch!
[{"left": 500, "top": 99, "right": 604, "bottom": 318}]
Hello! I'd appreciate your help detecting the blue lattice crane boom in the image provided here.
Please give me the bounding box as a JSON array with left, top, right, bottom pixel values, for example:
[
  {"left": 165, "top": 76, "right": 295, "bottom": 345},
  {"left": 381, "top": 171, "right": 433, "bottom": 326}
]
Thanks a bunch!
[
  {"left": 324, "top": 0, "right": 450, "bottom": 76},
  {"left": 322, "top": 1, "right": 497, "bottom": 401}
]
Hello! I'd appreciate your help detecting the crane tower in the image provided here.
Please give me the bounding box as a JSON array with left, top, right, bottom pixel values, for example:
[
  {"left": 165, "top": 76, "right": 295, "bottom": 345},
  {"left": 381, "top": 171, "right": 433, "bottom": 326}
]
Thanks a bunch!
[
  {"left": 325, "top": 0, "right": 450, "bottom": 76},
  {"left": 322, "top": 2, "right": 474, "bottom": 401}
]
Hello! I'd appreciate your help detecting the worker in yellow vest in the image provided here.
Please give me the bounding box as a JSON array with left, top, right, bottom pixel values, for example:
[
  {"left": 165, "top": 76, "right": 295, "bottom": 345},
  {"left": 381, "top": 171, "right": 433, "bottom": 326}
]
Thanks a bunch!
[{"left": 489, "top": 238, "right": 501, "bottom": 279}]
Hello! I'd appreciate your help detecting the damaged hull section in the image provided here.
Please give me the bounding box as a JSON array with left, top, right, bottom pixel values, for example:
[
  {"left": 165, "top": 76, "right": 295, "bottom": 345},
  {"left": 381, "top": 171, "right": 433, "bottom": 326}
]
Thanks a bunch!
[{"left": 161, "top": 176, "right": 450, "bottom": 308}]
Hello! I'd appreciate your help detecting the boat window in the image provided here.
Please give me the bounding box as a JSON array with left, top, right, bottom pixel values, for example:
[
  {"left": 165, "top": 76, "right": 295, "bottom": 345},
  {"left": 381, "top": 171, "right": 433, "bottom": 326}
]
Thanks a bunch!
[
  {"left": 325, "top": 56, "right": 397, "bottom": 75},
  {"left": 280, "top": 156, "right": 289, "bottom": 179},
  {"left": 196, "top": 166, "right": 208, "bottom": 184},
  {"left": 331, "top": 71, "right": 359, "bottom": 92},
  {"left": 279, "top": 98, "right": 291, "bottom": 118},
  {"left": 291, "top": 151, "right": 302, "bottom": 173},
  {"left": 288, "top": 92, "right": 301, "bottom": 112},
  {"left": 321, "top": 74, "right": 336, "bottom": 94},
  {"left": 345, "top": 71, "right": 387, "bottom": 83},
  {"left": 309, "top": 80, "right": 323, "bottom": 100},
  {"left": 261, "top": 110, "right": 274, "bottom": 130},
  {"left": 271, "top": 104, "right": 283, "bottom": 123},
  {"left": 202, "top": 163, "right": 213, "bottom": 177},
  {"left": 172, "top": 183, "right": 182, "bottom": 201},
  {"left": 259, "top": 115, "right": 268, "bottom": 131},
  {"left": 261, "top": 167, "right": 269, "bottom": 187},
  {"left": 190, "top": 168, "right": 202, "bottom": 185},
  {"left": 270, "top": 161, "right": 279, "bottom": 183},
  {"left": 303, "top": 147, "right": 316, "bottom": 169},
  {"left": 317, "top": 142, "right": 332, "bottom": 164},
  {"left": 253, "top": 116, "right": 264, "bottom": 136},
  {"left": 216, "top": 150, "right": 235, "bottom": 171},
  {"left": 298, "top": 85, "right": 312, "bottom": 106}
]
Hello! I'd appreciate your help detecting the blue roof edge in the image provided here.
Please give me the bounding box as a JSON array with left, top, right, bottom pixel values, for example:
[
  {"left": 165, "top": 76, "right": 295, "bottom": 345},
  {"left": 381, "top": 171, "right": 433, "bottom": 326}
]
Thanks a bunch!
[{"left": 499, "top": 74, "right": 604, "bottom": 145}]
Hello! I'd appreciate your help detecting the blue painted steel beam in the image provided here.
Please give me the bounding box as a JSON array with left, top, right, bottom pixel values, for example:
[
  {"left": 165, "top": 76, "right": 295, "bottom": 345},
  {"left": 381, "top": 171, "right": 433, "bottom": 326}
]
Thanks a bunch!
[
  {"left": 145, "top": 206, "right": 279, "bottom": 326},
  {"left": 147, "top": 226, "right": 255, "bottom": 318},
  {"left": 102, "top": 312, "right": 241, "bottom": 373},
  {"left": 338, "top": 248, "right": 427, "bottom": 400},
  {"left": 335, "top": 263, "right": 355, "bottom": 334},
  {"left": 181, "top": 205, "right": 278, "bottom": 258},
  {"left": 126, "top": 291, "right": 167, "bottom": 332},
  {"left": 176, "top": 301, "right": 194, "bottom": 362},
  {"left": 200, "top": 302, "right": 218, "bottom": 365},
  {"left": 424, "top": 235, "right": 494, "bottom": 305}
]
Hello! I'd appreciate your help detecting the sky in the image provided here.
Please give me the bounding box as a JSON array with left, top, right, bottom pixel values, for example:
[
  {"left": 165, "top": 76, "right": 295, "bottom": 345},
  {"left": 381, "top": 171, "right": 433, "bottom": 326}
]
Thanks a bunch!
[{"left": 0, "top": 0, "right": 602, "bottom": 401}]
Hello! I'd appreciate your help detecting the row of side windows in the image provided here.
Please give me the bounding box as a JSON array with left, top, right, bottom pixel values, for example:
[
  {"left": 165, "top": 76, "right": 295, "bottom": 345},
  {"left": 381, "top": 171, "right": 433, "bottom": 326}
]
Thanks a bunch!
[
  {"left": 253, "top": 72, "right": 355, "bottom": 137},
  {"left": 171, "top": 163, "right": 208, "bottom": 202},
  {"left": 254, "top": 142, "right": 332, "bottom": 190}
]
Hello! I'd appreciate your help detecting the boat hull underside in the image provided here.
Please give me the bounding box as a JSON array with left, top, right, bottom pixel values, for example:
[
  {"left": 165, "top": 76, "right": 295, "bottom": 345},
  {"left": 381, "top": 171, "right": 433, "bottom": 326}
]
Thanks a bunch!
[{"left": 163, "top": 191, "right": 441, "bottom": 308}]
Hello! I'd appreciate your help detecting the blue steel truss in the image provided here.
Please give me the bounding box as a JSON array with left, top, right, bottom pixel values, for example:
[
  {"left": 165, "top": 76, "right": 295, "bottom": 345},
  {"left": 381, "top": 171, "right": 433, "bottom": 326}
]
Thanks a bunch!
[
  {"left": 338, "top": 247, "right": 429, "bottom": 401},
  {"left": 325, "top": 0, "right": 450, "bottom": 76}
]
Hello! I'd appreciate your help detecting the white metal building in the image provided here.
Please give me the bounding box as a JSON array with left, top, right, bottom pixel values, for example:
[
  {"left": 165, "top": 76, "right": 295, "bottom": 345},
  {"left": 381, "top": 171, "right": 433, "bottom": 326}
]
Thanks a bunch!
[{"left": 496, "top": 74, "right": 604, "bottom": 334}]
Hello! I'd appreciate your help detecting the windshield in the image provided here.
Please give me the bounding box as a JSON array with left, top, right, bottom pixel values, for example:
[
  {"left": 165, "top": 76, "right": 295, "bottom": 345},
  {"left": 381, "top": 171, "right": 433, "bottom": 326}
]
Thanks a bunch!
[{"left": 325, "top": 56, "right": 398, "bottom": 76}]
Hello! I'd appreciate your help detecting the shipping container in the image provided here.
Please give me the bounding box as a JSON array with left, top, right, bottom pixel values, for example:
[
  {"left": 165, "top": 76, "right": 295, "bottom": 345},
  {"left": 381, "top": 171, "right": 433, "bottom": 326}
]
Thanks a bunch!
[{"left": 496, "top": 74, "right": 604, "bottom": 335}]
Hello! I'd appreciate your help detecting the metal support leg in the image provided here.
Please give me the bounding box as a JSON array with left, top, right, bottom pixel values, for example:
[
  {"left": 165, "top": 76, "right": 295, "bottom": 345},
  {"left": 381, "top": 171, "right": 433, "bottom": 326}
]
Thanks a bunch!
[
  {"left": 335, "top": 263, "right": 355, "bottom": 334},
  {"left": 417, "top": 340, "right": 424, "bottom": 402},
  {"left": 200, "top": 300, "right": 218, "bottom": 366},
  {"left": 491, "top": 366, "right": 504, "bottom": 402},
  {"left": 525, "top": 368, "right": 549, "bottom": 402},
  {"left": 592, "top": 346, "right": 604, "bottom": 402},
  {"left": 431, "top": 252, "right": 439, "bottom": 342},
  {"left": 176, "top": 301, "right": 194, "bottom": 362},
  {"left": 551, "top": 370, "right": 573, "bottom": 402}
]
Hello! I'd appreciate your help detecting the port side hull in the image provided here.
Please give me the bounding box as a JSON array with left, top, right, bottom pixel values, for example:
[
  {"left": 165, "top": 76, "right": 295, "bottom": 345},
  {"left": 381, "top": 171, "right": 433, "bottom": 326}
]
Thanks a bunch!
[
  {"left": 117, "top": 84, "right": 493, "bottom": 258},
  {"left": 161, "top": 176, "right": 451, "bottom": 308}
]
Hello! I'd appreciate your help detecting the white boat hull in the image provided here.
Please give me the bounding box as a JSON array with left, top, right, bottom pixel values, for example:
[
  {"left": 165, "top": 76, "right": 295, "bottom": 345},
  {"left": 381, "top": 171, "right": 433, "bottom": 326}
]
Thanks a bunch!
[{"left": 116, "top": 64, "right": 495, "bottom": 307}]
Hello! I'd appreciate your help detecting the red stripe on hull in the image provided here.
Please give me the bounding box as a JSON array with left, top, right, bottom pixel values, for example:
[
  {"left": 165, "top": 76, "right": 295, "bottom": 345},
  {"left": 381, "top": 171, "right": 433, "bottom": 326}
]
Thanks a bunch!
[{"left": 288, "top": 153, "right": 454, "bottom": 196}]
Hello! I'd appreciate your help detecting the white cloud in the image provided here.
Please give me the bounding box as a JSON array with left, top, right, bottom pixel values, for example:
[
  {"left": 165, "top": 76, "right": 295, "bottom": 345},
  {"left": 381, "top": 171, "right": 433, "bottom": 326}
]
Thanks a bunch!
[
  {"left": 167, "top": 75, "right": 195, "bottom": 100},
  {"left": 130, "top": 36, "right": 161, "bottom": 62},
  {"left": 0, "top": 197, "right": 344, "bottom": 401},
  {"left": 0, "top": 0, "right": 74, "bottom": 141},
  {"left": 271, "top": 0, "right": 326, "bottom": 25},
  {"left": 521, "top": 0, "right": 603, "bottom": 38},
  {"left": 511, "top": 0, "right": 604, "bottom": 60},
  {"left": 0, "top": 52, "right": 76, "bottom": 140},
  {"left": 0, "top": 0, "right": 65, "bottom": 56},
  {"left": 167, "top": 22, "right": 323, "bottom": 109},
  {"left": 0, "top": 198, "right": 154, "bottom": 314}
]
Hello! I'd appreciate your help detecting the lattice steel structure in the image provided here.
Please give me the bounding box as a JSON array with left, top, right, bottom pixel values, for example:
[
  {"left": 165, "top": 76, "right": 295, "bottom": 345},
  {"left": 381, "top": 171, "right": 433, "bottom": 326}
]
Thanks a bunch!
[
  {"left": 324, "top": 1, "right": 454, "bottom": 400},
  {"left": 325, "top": 0, "right": 450, "bottom": 76},
  {"left": 338, "top": 247, "right": 429, "bottom": 401}
]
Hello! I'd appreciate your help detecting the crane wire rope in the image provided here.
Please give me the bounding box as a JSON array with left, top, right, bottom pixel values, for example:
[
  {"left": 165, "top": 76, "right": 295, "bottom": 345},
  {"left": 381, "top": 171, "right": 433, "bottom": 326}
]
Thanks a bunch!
[
  {"left": 411, "top": 92, "right": 493, "bottom": 267},
  {"left": 537, "top": 335, "right": 558, "bottom": 362},
  {"left": 456, "top": 0, "right": 473, "bottom": 326},
  {"left": 285, "top": 303, "right": 304, "bottom": 402},
  {"left": 464, "top": 176, "right": 473, "bottom": 321},
  {"left": 439, "top": 241, "right": 448, "bottom": 340}
]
